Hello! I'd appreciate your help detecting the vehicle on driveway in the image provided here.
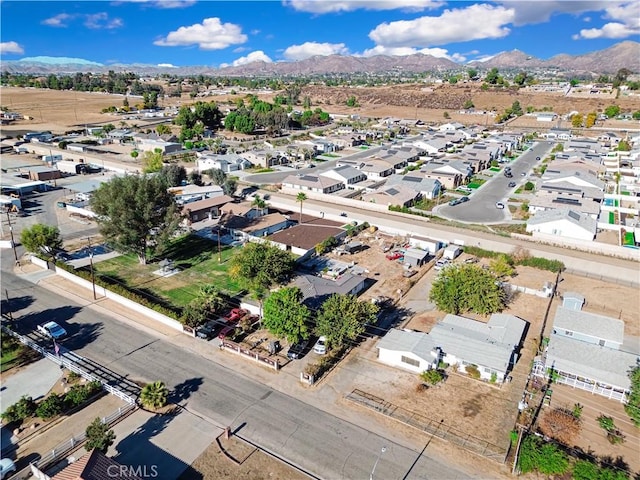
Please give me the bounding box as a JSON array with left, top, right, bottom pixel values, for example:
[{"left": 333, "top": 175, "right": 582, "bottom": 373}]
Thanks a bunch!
[
  {"left": 386, "top": 251, "right": 403, "bottom": 260},
  {"left": 218, "top": 324, "right": 237, "bottom": 341},
  {"left": 434, "top": 259, "right": 450, "bottom": 271},
  {"left": 313, "top": 336, "right": 327, "bottom": 355},
  {"left": 223, "top": 308, "right": 246, "bottom": 323},
  {"left": 1, "top": 459, "right": 16, "bottom": 480},
  {"left": 287, "top": 338, "right": 310, "bottom": 360},
  {"left": 37, "top": 321, "right": 67, "bottom": 339},
  {"left": 196, "top": 321, "right": 221, "bottom": 340}
]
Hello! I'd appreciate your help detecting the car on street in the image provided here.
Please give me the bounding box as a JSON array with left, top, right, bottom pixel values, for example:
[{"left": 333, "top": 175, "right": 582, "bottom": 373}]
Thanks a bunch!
[
  {"left": 508, "top": 182, "right": 517, "bottom": 188},
  {"left": 313, "top": 336, "right": 327, "bottom": 355},
  {"left": 521, "top": 172, "right": 526, "bottom": 176},
  {"left": 459, "top": 196, "right": 469, "bottom": 203},
  {"left": 495, "top": 202, "right": 505, "bottom": 209},
  {"left": 1, "top": 459, "right": 16, "bottom": 480},
  {"left": 340, "top": 212, "right": 348, "bottom": 217},
  {"left": 536, "top": 156, "right": 541, "bottom": 160},
  {"left": 504, "top": 171, "right": 513, "bottom": 178},
  {"left": 37, "top": 321, "right": 67, "bottom": 339},
  {"left": 287, "top": 338, "right": 310, "bottom": 360}
]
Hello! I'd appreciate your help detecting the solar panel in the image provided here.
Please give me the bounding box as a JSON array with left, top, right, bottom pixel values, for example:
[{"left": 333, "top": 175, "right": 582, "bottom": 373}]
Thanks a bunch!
[
  {"left": 404, "top": 176, "right": 421, "bottom": 183},
  {"left": 553, "top": 197, "right": 580, "bottom": 205},
  {"left": 568, "top": 211, "right": 581, "bottom": 221},
  {"left": 300, "top": 175, "right": 317, "bottom": 182},
  {"left": 387, "top": 188, "right": 399, "bottom": 195}
]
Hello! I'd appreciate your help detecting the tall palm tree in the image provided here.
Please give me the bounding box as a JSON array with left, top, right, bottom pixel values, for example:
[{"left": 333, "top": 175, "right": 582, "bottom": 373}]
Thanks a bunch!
[
  {"left": 251, "top": 194, "right": 267, "bottom": 217},
  {"left": 140, "top": 381, "right": 169, "bottom": 410},
  {"left": 296, "top": 192, "right": 307, "bottom": 224}
]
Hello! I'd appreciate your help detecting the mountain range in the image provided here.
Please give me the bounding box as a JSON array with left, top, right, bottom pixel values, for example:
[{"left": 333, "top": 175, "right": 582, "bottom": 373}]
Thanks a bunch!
[{"left": 2, "top": 41, "right": 638, "bottom": 76}]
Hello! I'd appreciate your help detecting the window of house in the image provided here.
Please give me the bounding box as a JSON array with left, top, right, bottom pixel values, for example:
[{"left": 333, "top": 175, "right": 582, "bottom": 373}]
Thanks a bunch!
[{"left": 401, "top": 355, "right": 420, "bottom": 367}]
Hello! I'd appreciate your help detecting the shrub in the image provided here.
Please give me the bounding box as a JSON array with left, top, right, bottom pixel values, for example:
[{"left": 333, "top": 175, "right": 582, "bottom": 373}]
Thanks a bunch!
[
  {"left": 67, "top": 371, "right": 81, "bottom": 383},
  {"left": 465, "top": 364, "right": 481, "bottom": 379},
  {"left": 415, "top": 383, "right": 429, "bottom": 393},
  {"left": 572, "top": 403, "right": 583, "bottom": 419},
  {"left": 36, "top": 393, "right": 65, "bottom": 420},
  {"left": 1, "top": 396, "right": 37, "bottom": 423},
  {"left": 437, "top": 361, "right": 449, "bottom": 370},
  {"left": 420, "top": 369, "right": 444, "bottom": 385},
  {"left": 490, "top": 372, "right": 498, "bottom": 383},
  {"left": 65, "top": 385, "right": 92, "bottom": 407},
  {"left": 510, "top": 429, "right": 519, "bottom": 446},
  {"left": 518, "top": 435, "right": 569, "bottom": 475}
]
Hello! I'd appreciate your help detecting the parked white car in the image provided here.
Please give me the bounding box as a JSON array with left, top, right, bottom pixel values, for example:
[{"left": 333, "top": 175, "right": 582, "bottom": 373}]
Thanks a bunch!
[
  {"left": 313, "top": 336, "right": 327, "bottom": 355},
  {"left": 37, "top": 321, "right": 67, "bottom": 340},
  {"left": 0, "top": 459, "right": 16, "bottom": 480},
  {"left": 434, "top": 259, "right": 450, "bottom": 271}
]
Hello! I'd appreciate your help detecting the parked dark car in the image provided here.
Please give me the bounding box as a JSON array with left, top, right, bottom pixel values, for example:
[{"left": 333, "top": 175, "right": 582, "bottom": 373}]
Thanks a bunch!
[
  {"left": 287, "top": 339, "right": 310, "bottom": 360},
  {"left": 508, "top": 182, "right": 517, "bottom": 188}
]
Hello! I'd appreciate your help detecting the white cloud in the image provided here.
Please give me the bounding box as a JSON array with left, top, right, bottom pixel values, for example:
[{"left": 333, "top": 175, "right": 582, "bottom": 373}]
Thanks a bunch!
[
  {"left": 284, "top": 0, "right": 442, "bottom": 14},
  {"left": 157, "top": 63, "right": 178, "bottom": 68},
  {"left": 369, "top": 4, "right": 515, "bottom": 47},
  {"left": 0, "top": 41, "right": 24, "bottom": 55},
  {"left": 221, "top": 50, "right": 273, "bottom": 68},
  {"left": 84, "top": 13, "right": 123, "bottom": 29},
  {"left": 42, "top": 12, "right": 122, "bottom": 29},
  {"left": 154, "top": 17, "right": 247, "bottom": 49},
  {"left": 573, "top": 22, "right": 639, "bottom": 39},
  {"left": 116, "top": 0, "right": 196, "bottom": 8},
  {"left": 42, "top": 13, "right": 75, "bottom": 27},
  {"left": 572, "top": 1, "right": 640, "bottom": 39},
  {"left": 471, "top": 54, "right": 498, "bottom": 63},
  {"left": 499, "top": 1, "right": 598, "bottom": 26},
  {"left": 583, "top": 16, "right": 591, "bottom": 22},
  {"left": 283, "top": 42, "right": 349, "bottom": 61},
  {"left": 359, "top": 45, "right": 464, "bottom": 62}
]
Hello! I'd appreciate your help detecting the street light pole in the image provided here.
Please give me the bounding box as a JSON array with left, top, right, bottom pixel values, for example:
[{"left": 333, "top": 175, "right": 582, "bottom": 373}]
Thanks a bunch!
[{"left": 370, "top": 446, "right": 386, "bottom": 480}]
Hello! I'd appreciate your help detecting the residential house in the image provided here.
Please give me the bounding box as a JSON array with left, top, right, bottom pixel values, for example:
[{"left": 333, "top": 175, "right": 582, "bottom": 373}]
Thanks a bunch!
[
  {"left": 438, "top": 122, "right": 464, "bottom": 131},
  {"left": 168, "top": 184, "right": 224, "bottom": 204},
  {"left": 196, "top": 153, "right": 252, "bottom": 173},
  {"left": 533, "top": 112, "right": 558, "bottom": 122},
  {"left": 384, "top": 173, "right": 442, "bottom": 199},
  {"left": 413, "top": 137, "right": 451, "bottom": 156},
  {"left": 220, "top": 200, "right": 267, "bottom": 220},
  {"left": 421, "top": 160, "right": 469, "bottom": 188},
  {"left": 136, "top": 138, "right": 182, "bottom": 154},
  {"left": 359, "top": 159, "right": 395, "bottom": 179},
  {"left": 535, "top": 305, "right": 639, "bottom": 402},
  {"left": 376, "top": 329, "right": 439, "bottom": 373},
  {"left": 362, "top": 184, "right": 419, "bottom": 207},
  {"left": 539, "top": 181, "right": 604, "bottom": 202},
  {"left": 267, "top": 221, "right": 347, "bottom": 260},
  {"left": 526, "top": 209, "right": 597, "bottom": 241},
  {"left": 542, "top": 171, "right": 604, "bottom": 191},
  {"left": 221, "top": 212, "right": 289, "bottom": 240},
  {"left": 107, "top": 129, "right": 133, "bottom": 142},
  {"left": 320, "top": 165, "right": 367, "bottom": 189},
  {"left": 292, "top": 272, "right": 367, "bottom": 309},
  {"left": 182, "top": 195, "right": 234, "bottom": 223},
  {"left": 547, "top": 128, "right": 571, "bottom": 141},
  {"left": 377, "top": 313, "right": 526, "bottom": 382},
  {"left": 282, "top": 174, "right": 345, "bottom": 194},
  {"left": 47, "top": 448, "right": 143, "bottom": 480}
]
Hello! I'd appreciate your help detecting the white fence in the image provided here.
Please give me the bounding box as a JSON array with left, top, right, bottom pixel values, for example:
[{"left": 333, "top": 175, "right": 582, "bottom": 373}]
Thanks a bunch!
[
  {"left": 511, "top": 232, "right": 640, "bottom": 260},
  {"left": 1, "top": 326, "right": 137, "bottom": 405}
]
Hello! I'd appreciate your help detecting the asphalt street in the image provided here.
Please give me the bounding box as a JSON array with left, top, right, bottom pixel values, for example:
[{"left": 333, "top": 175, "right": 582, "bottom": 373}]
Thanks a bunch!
[
  {"left": 437, "top": 142, "right": 552, "bottom": 223},
  {"left": 1, "top": 266, "right": 475, "bottom": 480}
]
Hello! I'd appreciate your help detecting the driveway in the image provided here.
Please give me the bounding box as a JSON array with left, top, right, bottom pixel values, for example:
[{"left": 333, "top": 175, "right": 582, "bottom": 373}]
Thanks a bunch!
[
  {"left": 108, "top": 408, "right": 221, "bottom": 480},
  {"left": 437, "top": 142, "right": 552, "bottom": 223},
  {"left": 1, "top": 358, "right": 62, "bottom": 412}
]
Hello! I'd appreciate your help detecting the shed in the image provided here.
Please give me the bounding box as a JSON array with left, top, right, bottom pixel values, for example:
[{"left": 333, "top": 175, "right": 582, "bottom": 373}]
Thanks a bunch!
[
  {"left": 403, "top": 248, "right": 429, "bottom": 267},
  {"left": 344, "top": 241, "right": 364, "bottom": 254},
  {"left": 26, "top": 165, "right": 61, "bottom": 181}
]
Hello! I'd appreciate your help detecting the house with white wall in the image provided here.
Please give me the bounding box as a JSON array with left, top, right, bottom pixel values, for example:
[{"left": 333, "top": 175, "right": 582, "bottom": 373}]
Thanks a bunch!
[
  {"left": 526, "top": 208, "right": 597, "bottom": 241},
  {"left": 384, "top": 174, "right": 442, "bottom": 199},
  {"left": 282, "top": 174, "right": 345, "bottom": 194}
]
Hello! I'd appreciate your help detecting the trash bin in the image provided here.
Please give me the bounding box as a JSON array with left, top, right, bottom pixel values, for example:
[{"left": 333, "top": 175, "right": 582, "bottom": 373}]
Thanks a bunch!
[{"left": 267, "top": 340, "right": 280, "bottom": 355}]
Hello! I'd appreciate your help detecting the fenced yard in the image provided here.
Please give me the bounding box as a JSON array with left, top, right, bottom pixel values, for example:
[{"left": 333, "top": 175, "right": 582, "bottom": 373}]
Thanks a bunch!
[{"left": 92, "top": 234, "right": 243, "bottom": 308}]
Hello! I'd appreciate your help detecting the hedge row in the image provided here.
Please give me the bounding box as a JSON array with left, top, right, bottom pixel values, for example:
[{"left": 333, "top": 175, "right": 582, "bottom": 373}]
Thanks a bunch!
[{"left": 463, "top": 246, "right": 564, "bottom": 273}]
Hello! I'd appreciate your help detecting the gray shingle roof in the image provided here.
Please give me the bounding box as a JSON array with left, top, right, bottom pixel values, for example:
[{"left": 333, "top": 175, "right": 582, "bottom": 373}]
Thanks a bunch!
[
  {"left": 376, "top": 329, "right": 436, "bottom": 363},
  {"left": 553, "top": 306, "right": 625, "bottom": 344},
  {"left": 546, "top": 334, "right": 638, "bottom": 390}
]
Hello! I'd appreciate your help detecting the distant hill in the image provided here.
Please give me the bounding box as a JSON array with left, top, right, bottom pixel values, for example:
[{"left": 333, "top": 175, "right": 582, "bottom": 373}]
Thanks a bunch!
[{"left": 2, "top": 41, "right": 638, "bottom": 76}]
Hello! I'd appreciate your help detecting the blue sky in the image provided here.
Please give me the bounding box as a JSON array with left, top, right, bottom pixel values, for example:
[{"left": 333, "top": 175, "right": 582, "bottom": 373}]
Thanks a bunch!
[{"left": 1, "top": 1, "right": 638, "bottom": 67}]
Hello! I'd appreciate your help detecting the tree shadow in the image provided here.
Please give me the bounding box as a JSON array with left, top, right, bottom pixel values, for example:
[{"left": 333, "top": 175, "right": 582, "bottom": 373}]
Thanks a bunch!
[
  {"left": 0, "top": 294, "right": 34, "bottom": 317},
  {"left": 169, "top": 377, "right": 203, "bottom": 405},
  {"left": 11, "top": 305, "right": 83, "bottom": 336},
  {"left": 114, "top": 411, "right": 192, "bottom": 480}
]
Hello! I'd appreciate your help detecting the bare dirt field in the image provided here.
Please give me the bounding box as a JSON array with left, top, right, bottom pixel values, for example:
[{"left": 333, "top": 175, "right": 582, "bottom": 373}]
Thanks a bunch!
[
  {"left": 3, "top": 84, "right": 639, "bottom": 137},
  {"left": 178, "top": 435, "right": 307, "bottom": 480}
]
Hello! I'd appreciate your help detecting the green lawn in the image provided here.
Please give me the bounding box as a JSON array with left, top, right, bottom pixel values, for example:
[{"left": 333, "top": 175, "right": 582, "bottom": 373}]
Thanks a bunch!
[
  {"left": 623, "top": 232, "right": 635, "bottom": 246},
  {"left": 467, "top": 180, "right": 486, "bottom": 189},
  {"left": 93, "top": 235, "right": 244, "bottom": 308},
  {"left": 1, "top": 348, "right": 20, "bottom": 373},
  {"left": 609, "top": 212, "right": 615, "bottom": 224},
  {"left": 489, "top": 167, "right": 501, "bottom": 172}
]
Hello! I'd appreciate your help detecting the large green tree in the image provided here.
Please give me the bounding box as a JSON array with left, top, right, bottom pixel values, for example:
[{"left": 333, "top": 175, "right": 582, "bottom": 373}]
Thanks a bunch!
[
  {"left": 625, "top": 365, "right": 640, "bottom": 426},
  {"left": 315, "top": 294, "right": 378, "bottom": 350},
  {"left": 20, "top": 224, "right": 63, "bottom": 256},
  {"left": 429, "top": 264, "right": 506, "bottom": 315},
  {"left": 85, "top": 417, "right": 116, "bottom": 453},
  {"left": 159, "top": 164, "right": 186, "bottom": 187},
  {"left": 142, "top": 149, "right": 164, "bottom": 173},
  {"left": 296, "top": 192, "right": 307, "bottom": 224},
  {"left": 262, "top": 287, "right": 310, "bottom": 343},
  {"left": 90, "top": 175, "right": 182, "bottom": 264},
  {"left": 229, "top": 242, "right": 295, "bottom": 292}
]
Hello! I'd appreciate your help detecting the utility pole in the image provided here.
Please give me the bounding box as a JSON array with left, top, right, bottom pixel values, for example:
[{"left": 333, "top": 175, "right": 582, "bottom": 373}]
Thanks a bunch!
[
  {"left": 6, "top": 211, "right": 18, "bottom": 264},
  {"left": 5, "top": 289, "right": 13, "bottom": 321},
  {"left": 217, "top": 228, "right": 222, "bottom": 263},
  {"left": 87, "top": 237, "right": 97, "bottom": 300}
]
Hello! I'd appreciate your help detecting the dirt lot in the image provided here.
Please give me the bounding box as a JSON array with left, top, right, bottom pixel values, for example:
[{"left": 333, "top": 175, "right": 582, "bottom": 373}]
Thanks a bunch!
[
  {"left": 3, "top": 84, "right": 639, "bottom": 136},
  {"left": 179, "top": 435, "right": 307, "bottom": 480}
]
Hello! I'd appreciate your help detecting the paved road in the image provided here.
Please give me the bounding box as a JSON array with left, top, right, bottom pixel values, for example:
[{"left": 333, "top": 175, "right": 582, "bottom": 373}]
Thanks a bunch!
[
  {"left": 265, "top": 193, "right": 640, "bottom": 284},
  {"left": 437, "top": 142, "right": 552, "bottom": 223},
  {"left": 1, "top": 267, "right": 474, "bottom": 480}
]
